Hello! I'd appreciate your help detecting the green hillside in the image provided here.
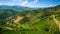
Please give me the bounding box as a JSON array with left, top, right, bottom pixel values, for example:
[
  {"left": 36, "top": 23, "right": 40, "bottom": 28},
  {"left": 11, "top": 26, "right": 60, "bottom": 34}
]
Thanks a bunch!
[{"left": 0, "top": 5, "right": 60, "bottom": 34}]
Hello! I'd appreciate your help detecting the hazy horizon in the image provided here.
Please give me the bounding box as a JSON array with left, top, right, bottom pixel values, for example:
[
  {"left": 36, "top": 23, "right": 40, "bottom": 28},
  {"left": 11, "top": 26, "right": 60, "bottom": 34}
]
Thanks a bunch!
[{"left": 0, "top": 0, "right": 60, "bottom": 8}]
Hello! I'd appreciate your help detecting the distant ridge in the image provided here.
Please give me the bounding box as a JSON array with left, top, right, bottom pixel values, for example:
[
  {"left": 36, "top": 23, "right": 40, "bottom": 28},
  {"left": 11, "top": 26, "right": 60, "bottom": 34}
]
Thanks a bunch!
[{"left": 0, "top": 5, "right": 38, "bottom": 11}]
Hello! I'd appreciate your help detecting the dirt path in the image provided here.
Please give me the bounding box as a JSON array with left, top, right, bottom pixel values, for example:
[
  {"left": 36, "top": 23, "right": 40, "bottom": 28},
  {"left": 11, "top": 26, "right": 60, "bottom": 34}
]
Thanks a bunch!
[
  {"left": 53, "top": 15, "right": 60, "bottom": 31},
  {"left": 14, "top": 16, "right": 24, "bottom": 23}
]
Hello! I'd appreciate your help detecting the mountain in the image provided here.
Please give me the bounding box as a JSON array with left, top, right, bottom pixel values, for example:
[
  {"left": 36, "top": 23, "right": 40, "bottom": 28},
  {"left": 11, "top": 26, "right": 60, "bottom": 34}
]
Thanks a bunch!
[
  {"left": 0, "top": 5, "right": 60, "bottom": 34},
  {"left": 0, "top": 5, "right": 38, "bottom": 11}
]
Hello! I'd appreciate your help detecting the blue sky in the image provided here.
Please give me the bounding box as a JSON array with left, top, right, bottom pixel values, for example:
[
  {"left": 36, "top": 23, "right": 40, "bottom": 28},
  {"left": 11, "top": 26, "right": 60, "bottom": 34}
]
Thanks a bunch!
[{"left": 0, "top": 0, "right": 60, "bottom": 8}]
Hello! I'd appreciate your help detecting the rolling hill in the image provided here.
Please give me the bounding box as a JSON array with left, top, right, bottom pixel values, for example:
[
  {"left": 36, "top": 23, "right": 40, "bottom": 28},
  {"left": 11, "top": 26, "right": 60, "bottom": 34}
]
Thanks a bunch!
[{"left": 0, "top": 5, "right": 60, "bottom": 34}]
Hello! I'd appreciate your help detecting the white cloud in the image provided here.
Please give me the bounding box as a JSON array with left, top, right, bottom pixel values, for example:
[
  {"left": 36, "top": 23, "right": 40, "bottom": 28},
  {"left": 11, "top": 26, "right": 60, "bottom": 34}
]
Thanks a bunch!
[
  {"left": 33, "top": 0, "right": 38, "bottom": 3},
  {"left": 0, "top": 3, "right": 2, "bottom": 5},
  {"left": 20, "top": 0, "right": 28, "bottom": 6},
  {"left": 19, "top": 0, "right": 38, "bottom": 8},
  {"left": 0, "top": 0, "right": 39, "bottom": 8}
]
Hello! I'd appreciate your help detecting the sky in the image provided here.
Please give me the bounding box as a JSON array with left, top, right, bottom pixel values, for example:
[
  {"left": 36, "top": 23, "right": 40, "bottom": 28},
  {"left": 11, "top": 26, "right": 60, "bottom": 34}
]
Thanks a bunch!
[{"left": 0, "top": 0, "right": 60, "bottom": 8}]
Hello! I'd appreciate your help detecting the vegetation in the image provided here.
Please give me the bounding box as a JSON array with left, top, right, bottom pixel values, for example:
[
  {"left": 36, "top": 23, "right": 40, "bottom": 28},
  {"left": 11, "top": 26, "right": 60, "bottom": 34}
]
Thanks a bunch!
[{"left": 0, "top": 5, "right": 60, "bottom": 34}]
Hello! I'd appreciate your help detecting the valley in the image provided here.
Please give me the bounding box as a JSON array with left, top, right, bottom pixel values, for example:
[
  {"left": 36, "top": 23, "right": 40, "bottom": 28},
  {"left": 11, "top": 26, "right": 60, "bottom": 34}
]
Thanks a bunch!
[{"left": 0, "top": 5, "right": 60, "bottom": 34}]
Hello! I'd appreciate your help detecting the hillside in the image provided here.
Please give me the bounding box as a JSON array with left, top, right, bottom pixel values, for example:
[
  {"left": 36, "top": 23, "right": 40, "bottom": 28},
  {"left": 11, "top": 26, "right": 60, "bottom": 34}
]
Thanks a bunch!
[
  {"left": 0, "top": 9, "right": 17, "bottom": 25},
  {"left": 0, "top": 5, "right": 60, "bottom": 34}
]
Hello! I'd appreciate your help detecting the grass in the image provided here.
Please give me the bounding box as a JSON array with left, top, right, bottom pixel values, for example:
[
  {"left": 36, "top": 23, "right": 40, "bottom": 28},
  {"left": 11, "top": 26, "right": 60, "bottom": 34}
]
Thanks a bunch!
[{"left": 2, "top": 16, "right": 59, "bottom": 34}]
